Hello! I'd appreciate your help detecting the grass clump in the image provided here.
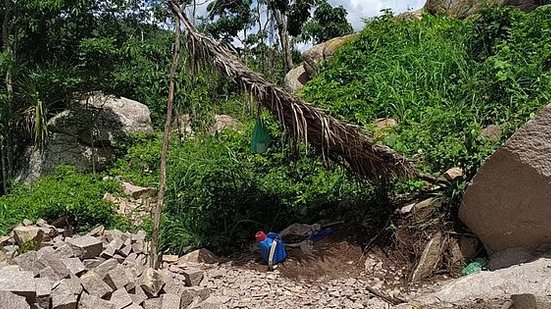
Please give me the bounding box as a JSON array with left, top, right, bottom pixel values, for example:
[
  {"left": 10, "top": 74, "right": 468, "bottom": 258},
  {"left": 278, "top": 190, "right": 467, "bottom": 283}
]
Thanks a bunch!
[{"left": 0, "top": 166, "right": 123, "bottom": 234}]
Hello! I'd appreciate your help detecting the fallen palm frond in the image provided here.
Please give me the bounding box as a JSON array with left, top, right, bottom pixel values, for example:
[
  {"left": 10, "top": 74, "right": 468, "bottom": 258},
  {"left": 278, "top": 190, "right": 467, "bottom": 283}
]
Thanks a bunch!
[{"left": 169, "top": 0, "right": 416, "bottom": 180}]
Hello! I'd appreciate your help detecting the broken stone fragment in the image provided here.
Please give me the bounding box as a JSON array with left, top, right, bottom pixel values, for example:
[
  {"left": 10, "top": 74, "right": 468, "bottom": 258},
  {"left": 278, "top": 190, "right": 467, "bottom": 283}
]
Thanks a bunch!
[
  {"left": 0, "top": 235, "right": 12, "bottom": 246},
  {"left": 162, "top": 277, "right": 185, "bottom": 296},
  {"left": 80, "top": 272, "right": 112, "bottom": 298},
  {"left": 117, "top": 238, "right": 132, "bottom": 257},
  {"left": 52, "top": 234, "right": 65, "bottom": 245},
  {"left": 38, "top": 253, "right": 72, "bottom": 282},
  {"left": 193, "top": 295, "right": 228, "bottom": 309},
  {"left": 0, "top": 265, "right": 20, "bottom": 272},
  {"left": 0, "top": 270, "right": 37, "bottom": 302},
  {"left": 160, "top": 293, "right": 181, "bottom": 309},
  {"left": 139, "top": 267, "right": 164, "bottom": 297},
  {"left": 51, "top": 291, "right": 78, "bottom": 309},
  {"left": 13, "top": 251, "right": 43, "bottom": 276},
  {"left": 180, "top": 287, "right": 211, "bottom": 308},
  {"left": 142, "top": 297, "right": 161, "bottom": 309},
  {"left": 101, "top": 237, "right": 124, "bottom": 259},
  {"left": 91, "top": 259, "right": 119, "bottom": 280},
  {"left": 411, "top": 232, "right": 444, "bottom": 282},
  {"left": 62, "top": 257, "right": 86, "bottom": 275},
  {"left": 35, "top": 278, "right": 52, "bottom": 309},
  {"left": 105, "top": 230, "right": 127, "bottom": 243},
  {"left": 79, "top": 292, "right": 116, "bottom": 309},
  {"left": 87, "top": 225, "right": 106, "bottom": 237},
  {"left": 55, "top": 243, "right": 83, "bottom": 259},
  {"left": 0, "top": 290, "right": 30, "bottom": 309},
  {"left": 182, "top": 268, "right": 204, "bottom": 287},
  {"left": 1, "top": 245, "right": 19, "bottom": 257},
  {"left": 39, "top": 266, "right": 59, "bottom": 283},
  {"left": 36, "top": 218, "right": 49, "bottom": 227},
  {"left": 83, "top": 258, "right": 105, "bottom": 271},
  {"left": 131, "top": 243, "right": 144, "bottom": 255},
  {"left": 443, "top": 167, "right": 463, "bottom": 181},
  {"left": 128, "top": 285, "right": 148, "bottom": 306},
  {"left": 176, "top": 249, "right": 217, "bottom": 265},
  {"left": 110, "top": 288, "right": 133, "bottom": 309},
  {"left": 125, "top": 304, "right": 144, "bottom": 309},
  {"left": 12, "top": 226, "right": 44, "bottom": 246},
  {"left": 52, "top": 275, "right": 83, "bottom": 296},
  {"left": 104, "top": 264, "right": 132, "bottom": 291},
  {"left": 112, "top": 254, "right": 126, "bottom": 263},
  {"left": 162, "top": 255, "right": 179, "bottom": 264},
  {"left": 22, "top": 219, "right": 33, "bottom": 226},
  {"left": 123, "top": 254, "right": 145, "bottom": 278},
  {"left": 122, "top": 182, "right": 153, "bottom": 198},
  {"left": 67, "top": 235, "right": 103, "bottom": 259}
]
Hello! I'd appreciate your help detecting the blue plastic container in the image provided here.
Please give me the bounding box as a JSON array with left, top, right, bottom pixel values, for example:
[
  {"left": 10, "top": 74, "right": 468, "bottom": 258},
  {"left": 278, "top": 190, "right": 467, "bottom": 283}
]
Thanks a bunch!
[{"left": 258, "top": 232, "right": 287, "bottom": 265}]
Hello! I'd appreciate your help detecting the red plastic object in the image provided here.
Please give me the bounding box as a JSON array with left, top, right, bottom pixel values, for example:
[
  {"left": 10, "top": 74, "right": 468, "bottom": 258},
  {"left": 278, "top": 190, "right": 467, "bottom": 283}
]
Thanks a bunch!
[{"left": 255, "top": 231, "right": 267, "bottom": 242}]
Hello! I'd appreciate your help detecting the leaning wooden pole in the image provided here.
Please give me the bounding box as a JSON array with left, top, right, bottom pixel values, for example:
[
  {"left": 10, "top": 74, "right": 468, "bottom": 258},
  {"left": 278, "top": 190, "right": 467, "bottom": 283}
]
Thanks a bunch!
[
  {"left": 150, "top": 6, "right": 182, "bottom": 269},
  {"left": 169, "top": 0, "right": 416, "bottom": 180}
]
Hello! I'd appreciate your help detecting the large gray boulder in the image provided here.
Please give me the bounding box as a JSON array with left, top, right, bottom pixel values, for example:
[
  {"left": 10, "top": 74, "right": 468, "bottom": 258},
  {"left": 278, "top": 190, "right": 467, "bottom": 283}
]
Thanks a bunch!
[
  {"left": 17, "top": 93, "right": 153, "bottom": 183},
  {"left": 412, "top": 258, "right": 551, "bottom": 306},
  {"left": 284, "top": 34, "right": 357, "bottom": 93},
  {"left": 302, "top": 34, "right": 356, "bottom": 77},
  {"left": 424, "top": 0, "right": 546, "bottom": 18},
  {"left": 460, "top": 103, "right": 551, "bottom": 253},
  {"left": 284, "top": 65, "right": 310, "bottom": 93}
]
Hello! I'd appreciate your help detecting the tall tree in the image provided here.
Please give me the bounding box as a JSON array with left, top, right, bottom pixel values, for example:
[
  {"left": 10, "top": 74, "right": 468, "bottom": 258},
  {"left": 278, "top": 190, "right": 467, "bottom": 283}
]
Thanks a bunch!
[
  {"left": 206, "top": 0, "right": 353, "bottom": 75},
  {"left": 299, "top": 1, "right": 353, "bottom": 44}
]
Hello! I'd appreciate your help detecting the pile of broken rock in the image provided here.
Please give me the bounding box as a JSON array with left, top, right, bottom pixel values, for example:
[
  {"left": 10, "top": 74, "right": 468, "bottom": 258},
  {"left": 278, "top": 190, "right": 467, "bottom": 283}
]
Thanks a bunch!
[{"left": 0, "top": 220, "right": 223, "bottom": 309}]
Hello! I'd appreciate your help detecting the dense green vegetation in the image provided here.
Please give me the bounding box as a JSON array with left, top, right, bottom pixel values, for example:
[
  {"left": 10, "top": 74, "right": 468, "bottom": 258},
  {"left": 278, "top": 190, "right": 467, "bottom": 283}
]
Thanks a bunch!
[
  {"left": 303, "top": 5, "right": 551, "bottom": 181},
  {"left": 1, "top": 1, "right": 551, "bottom": 258},
  {"left": 112, "top": 124, "right": 383, "bottom": 254}
]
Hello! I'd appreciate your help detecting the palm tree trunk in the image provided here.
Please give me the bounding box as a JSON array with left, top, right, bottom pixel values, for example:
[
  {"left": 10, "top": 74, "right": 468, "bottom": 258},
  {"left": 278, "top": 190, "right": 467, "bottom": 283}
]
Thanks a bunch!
[{"left": 149, "top": 7, "right": 182, "bottom": 269}]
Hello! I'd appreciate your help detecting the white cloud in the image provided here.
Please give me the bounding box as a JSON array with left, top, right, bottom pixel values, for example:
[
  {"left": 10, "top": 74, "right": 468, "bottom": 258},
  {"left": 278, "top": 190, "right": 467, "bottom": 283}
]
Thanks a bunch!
[{"left": 327, "top": 0, "right": 426, "bottom": 30}]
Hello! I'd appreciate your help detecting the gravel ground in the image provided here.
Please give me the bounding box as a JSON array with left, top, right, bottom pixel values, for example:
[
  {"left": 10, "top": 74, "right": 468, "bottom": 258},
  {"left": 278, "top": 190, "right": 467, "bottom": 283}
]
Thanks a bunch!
[{"left": 200, "top": 261, "right": 395, "bottom": 308}]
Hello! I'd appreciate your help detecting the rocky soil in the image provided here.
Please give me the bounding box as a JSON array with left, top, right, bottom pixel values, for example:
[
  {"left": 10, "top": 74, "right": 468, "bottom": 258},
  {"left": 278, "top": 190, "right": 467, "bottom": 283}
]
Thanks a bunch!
[
  {"left": 2, "top": 219, "right": 551, "bottom": 309},
  {"left": 0, "top": 219, "right": 423, "bottom": 309}
]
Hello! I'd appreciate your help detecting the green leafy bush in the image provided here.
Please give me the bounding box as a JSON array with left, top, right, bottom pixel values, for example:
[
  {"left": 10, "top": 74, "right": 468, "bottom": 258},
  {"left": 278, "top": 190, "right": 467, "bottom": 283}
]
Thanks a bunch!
[
  {"left": 114, "top": 121, "right": 381, "bottom": 255},
  {"left": 0, "top": 166, "right": 121, "bottom": 234}
]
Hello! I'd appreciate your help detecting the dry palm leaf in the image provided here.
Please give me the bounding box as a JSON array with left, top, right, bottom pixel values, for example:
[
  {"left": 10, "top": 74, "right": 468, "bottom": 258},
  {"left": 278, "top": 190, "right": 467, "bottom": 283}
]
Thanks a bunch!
[{"left": 169, "top": 0, "right": 416, "bottom": 180}]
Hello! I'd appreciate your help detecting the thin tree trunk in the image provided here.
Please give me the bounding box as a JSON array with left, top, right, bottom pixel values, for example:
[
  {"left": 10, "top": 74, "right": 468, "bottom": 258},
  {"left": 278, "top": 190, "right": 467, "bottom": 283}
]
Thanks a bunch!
[
  {"left": 149, "top": 7, "right": 181, "bottom": 269},
  {"left": 2, "top": 2, "right": 14, "bottom": 179},
  {"left": 4, "top": 61, "right": 14, "bottom": 178},
  {"left": 192, "top": 0, "right": 197, "bottom": 26},
  {"left": 271, "top": 6, "right": 293, "bottom": 73},
  {"left": 1, "top": 142, "right": 7, "bottom": 194}
]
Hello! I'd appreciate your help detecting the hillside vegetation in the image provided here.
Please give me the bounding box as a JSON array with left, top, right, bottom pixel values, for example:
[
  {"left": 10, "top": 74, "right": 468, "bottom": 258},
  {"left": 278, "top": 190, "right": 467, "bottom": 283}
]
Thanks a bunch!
[{"left": 303, "top": 5, "right": 551, "bottom": 179}]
